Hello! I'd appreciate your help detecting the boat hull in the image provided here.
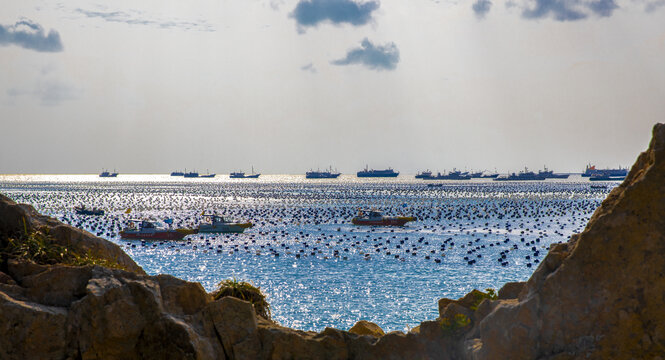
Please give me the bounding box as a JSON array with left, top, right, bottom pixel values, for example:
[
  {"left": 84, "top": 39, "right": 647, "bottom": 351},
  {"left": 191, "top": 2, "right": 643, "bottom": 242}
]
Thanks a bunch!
[
  {"left": 198, "top": 223, "right": 251, "bottom": 233},
  {"left": 120, "top": 229, "right": 193, "bottom": 240},
  {"left": 352, "top": 216, "right": 414, "bottom": 226}
]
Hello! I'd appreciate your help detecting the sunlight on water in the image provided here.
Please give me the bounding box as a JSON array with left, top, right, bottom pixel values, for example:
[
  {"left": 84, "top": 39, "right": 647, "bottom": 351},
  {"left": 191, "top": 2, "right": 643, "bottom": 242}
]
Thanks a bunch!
[{"left": 0, "top": 174, "right": 614, "bottom": 332}]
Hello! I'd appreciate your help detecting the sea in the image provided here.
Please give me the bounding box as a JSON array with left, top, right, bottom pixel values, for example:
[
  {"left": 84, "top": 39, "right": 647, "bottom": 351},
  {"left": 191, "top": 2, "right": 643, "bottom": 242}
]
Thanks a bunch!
[{"left": 0, "top": 174, "right": 614, "bottom": 332}]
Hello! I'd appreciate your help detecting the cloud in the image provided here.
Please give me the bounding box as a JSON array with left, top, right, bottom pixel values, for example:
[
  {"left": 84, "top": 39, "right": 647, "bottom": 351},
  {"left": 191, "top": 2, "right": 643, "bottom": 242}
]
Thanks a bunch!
[
  {"left": 7, "top": 65, "right": 80, "bottom": 106},
  {"left": 521, "top": 0, "right": 618, "bottom": 20},
  {"left": 301, "top": 63, "right": 317, "bottom": 73},
  {"left": 644, "top": 0, "right": 665, "bottom": 12},
  {"left": 331, "top": 38, "right": 399, "bottom": 71},
  {"left": 291, "top": 0, "right": 379, "bottom": 32},
  {"left": 0, "top": 19, "right": 63, "bottom": 52},
  {"left": 473, "top": 0, "right": 493, "bottom": 18},
  {"left": 76, "top": 8, "right": 214, "bottom": 32}
]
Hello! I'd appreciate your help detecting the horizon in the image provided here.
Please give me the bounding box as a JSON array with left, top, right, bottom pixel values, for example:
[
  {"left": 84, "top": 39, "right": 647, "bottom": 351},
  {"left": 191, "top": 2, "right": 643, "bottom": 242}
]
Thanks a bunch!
[{"left": 2, "top": 0, "right": 663, "bottom": 174}]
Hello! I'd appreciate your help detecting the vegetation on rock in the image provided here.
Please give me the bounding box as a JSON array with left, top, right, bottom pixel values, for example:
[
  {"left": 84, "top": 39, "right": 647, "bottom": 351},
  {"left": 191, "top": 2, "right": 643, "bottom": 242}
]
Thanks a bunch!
[
  {"left": 212, "top": 278, "right": 271, "bottom": 320},
  {"left": 470, "top": 288, "right": 498, "bottom": 311},
  {"left": 0, "top": 221, "right": 126, "bottom": 270}
]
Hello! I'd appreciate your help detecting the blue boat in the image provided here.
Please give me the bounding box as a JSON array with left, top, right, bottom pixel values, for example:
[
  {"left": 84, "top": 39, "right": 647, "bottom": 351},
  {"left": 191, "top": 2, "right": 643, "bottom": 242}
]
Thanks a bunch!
[
  {"left": 99, "top": 169, "right": 118, "bottom": 177},
  {"left": 306, "top": 167, "right": 341, "bottom": 179},
  {"left": 415, "top": 170, "right": 432, "bottom": 179},
  {"left": 582, "top": 164, "right": 627, "bottom": 178},
  {"left": 494, "top": 168, "right": 546, "bottom": 181},
  {"left": 170, "top": 171, "right": 184, "bottom": 176},
  {"left": 230, "top": 167, "right": 260, "bottom": 179},
  {"left": 357, "top": 166, "right": 399, "bottom": 178},
  {"left": 421, "top": 170, "right": 471, "bottom": 180},
  {"left": 538, "top": 167, "right": 570, "bottom": 179},
  {"left": 183, "top": 171, "right": 199, "bottom": 178}
]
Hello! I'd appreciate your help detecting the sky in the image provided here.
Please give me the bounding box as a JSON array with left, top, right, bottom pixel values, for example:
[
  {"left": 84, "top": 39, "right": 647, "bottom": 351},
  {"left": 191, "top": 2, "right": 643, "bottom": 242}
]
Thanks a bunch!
[{"left": 1, "top": 0, "right": 664, "bottom": 175}]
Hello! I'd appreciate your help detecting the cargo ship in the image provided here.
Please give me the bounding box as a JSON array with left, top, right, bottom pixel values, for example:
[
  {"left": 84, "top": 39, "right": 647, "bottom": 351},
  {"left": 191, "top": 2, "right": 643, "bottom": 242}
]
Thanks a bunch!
[
  {"left": 306, "top": 167, "right": 341, "bottom": 179},
  {"left": 582, "top": 164, "right": 627, "bottom": 178},
  {"left": 357, "top": 166, "right": 399, "bottom": 178}
]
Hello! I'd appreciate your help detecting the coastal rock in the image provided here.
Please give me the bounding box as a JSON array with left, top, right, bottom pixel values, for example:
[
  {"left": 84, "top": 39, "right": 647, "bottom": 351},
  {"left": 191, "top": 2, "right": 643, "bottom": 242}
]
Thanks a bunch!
[
  {"left": 467, "top": 123, "right": 665, "bottom": 359},
  {"left": 349, "top": 320, "right": 385, "bottom": 337},
  {"left": 0, "top": 194, "right": 143, "bottom": 274}
]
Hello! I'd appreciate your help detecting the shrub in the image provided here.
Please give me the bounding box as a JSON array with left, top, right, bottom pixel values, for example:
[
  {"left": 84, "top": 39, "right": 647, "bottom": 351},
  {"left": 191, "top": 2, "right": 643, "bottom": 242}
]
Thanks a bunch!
[
  {"left": 470, "top": 288, "right": 498, "bottom": 311},
  {"left": 441, "top": 313, "right": 471, "bottom": 334},
  {"left": 212, "top": 278, "right": 271, "bottom": 320},
  {"left": 1, "top": 225, "right": 126, "bottom": 270}
]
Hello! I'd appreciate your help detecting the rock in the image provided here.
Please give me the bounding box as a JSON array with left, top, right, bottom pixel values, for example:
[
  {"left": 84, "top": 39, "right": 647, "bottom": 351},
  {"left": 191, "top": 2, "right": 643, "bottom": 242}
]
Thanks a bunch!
[
  {"left": 468, "top": 123, "right": 665, "bottom": 359},
  {"left": 0, "top": 194, "right": 144, "bottom": 274},
  {"left": 497, "top": 282, "right": 525, "bottom": 300},
  {"left": 0, "top": 291, "right": 68, "bottom": 360},
  {"left": 349, "top": 320, "right": 385, "bottom": 337}
]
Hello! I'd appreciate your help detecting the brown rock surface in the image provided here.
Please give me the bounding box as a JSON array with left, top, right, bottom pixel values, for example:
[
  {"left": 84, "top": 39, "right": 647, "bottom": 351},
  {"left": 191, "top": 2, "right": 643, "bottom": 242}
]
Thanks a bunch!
[
  {"left": 467, "top": 123, "right": 665, "bottom": 359},
  {"left": 0, "top": 194, "right": 143, "bottom": 274},
  {"left": 349, "top": 320, "right": 386, "bottom": 337}
]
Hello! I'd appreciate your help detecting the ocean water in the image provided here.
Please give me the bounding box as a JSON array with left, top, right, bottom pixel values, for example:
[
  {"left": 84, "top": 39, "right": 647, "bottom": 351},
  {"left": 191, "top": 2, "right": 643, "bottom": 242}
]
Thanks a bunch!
[{"left": 0, "top": 174, "right": 614, "bottom": 332}]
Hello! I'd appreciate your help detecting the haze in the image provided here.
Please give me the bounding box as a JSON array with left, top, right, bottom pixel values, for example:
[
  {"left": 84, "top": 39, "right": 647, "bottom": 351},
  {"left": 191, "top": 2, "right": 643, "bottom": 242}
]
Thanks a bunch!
[{"left": 2, "top": 0, "right": 664, "bottom": 174}]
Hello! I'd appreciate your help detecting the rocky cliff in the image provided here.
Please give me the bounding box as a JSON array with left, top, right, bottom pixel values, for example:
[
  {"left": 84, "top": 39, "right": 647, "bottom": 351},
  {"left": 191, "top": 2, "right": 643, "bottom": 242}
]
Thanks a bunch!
[{"left": 2, "top": 124, "right": 665, "bottom": 359}]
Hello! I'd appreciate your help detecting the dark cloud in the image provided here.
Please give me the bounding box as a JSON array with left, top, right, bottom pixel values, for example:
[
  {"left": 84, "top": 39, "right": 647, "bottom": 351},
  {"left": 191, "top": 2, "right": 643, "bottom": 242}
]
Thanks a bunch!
[
  {"left": 76, "top": 8, "right": 214, "bottom": 32},
  {"left": 291, "top": 0, "right": 379, "bottom": 31},
  {"left": 521, "top": 0, "right": 617, "bottom": 20},
  {"left": 331, "top": 38, "right": 399, "bottom": 71},
  {"left": 473, "top": 0, "right": 493, "bottom": 18},
  {"left": 0, "top": 19, "right": 63, "bottom": 52}
]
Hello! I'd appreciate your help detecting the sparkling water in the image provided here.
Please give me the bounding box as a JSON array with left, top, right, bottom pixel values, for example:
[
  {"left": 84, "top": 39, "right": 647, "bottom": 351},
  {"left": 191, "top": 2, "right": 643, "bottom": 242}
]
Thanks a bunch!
[{"left": 0, "top": 174, "right": 612, "bottom": 332}]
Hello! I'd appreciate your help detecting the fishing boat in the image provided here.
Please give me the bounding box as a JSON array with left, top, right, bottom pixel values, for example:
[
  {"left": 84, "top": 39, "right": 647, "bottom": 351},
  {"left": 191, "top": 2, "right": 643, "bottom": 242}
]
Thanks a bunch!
[
  {"left": 352, "top": 210, "right": 415, "bottom": 226},
  {"left": 120, "top": 219, "right": 196, "bottom": 240},
  {"left": 494, "top": 168, "right": 547, "bottom": 181},
  {"left": 306, "top": 167, "right": 341, "bottom": 179},
  {"left": 200, "top": 170, "right": 216, "bottom": 178},
  {"left": 230, "top": 167, "right": 260, "bottom": 179},
  {"left": 538, "top": 167, "right": 570, "bottom": 179},
  {"left": 183, "top": 171, "right": 199, "bottom": 178},
  {"left": 589, "top": 173, "right": 625, "bottom": 181},
  {"left": 582, "top": 164, "right": 628, "bottom": 178},
  {"left": 198, "top": 214, "right": 253, "bottom": 233},
  {"left": 170, "top": 171, "right": 184, "bottom": 176},
  {"left": 431, "top": 170, "right": 472, "bottom": 180},
  {"left": 99, "top": 169, "right": 118, "bottom": 177},
  {"left": 415, "top": 170, "right": 432, "bottom": 179},
  {"left": 357, "top": 166, "right": 399, "bottom": 178},
  {"left": 74, "top": 206, "right": 104, "bottom": 216}
]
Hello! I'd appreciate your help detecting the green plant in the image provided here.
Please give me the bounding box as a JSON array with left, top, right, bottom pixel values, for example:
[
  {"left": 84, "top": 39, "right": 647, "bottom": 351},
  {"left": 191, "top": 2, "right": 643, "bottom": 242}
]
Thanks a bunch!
[
  {"left": 212, "top": 278, "right": 271, "bottom": 320},
  {"left": 441, "top": 313, "right": 471, "bottom": 334},
  {"left": 1, "top": 226, "right": 126, "bottom": 270},
  {"left": 470, "top": 288, "right": 498, "bottom": 311}
]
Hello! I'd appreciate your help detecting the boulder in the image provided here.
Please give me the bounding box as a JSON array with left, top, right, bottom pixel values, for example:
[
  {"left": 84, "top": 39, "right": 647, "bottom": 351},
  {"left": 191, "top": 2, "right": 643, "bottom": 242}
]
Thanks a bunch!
[{"left": 349, "top": 320, "right": 385, "bottom": 337}]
